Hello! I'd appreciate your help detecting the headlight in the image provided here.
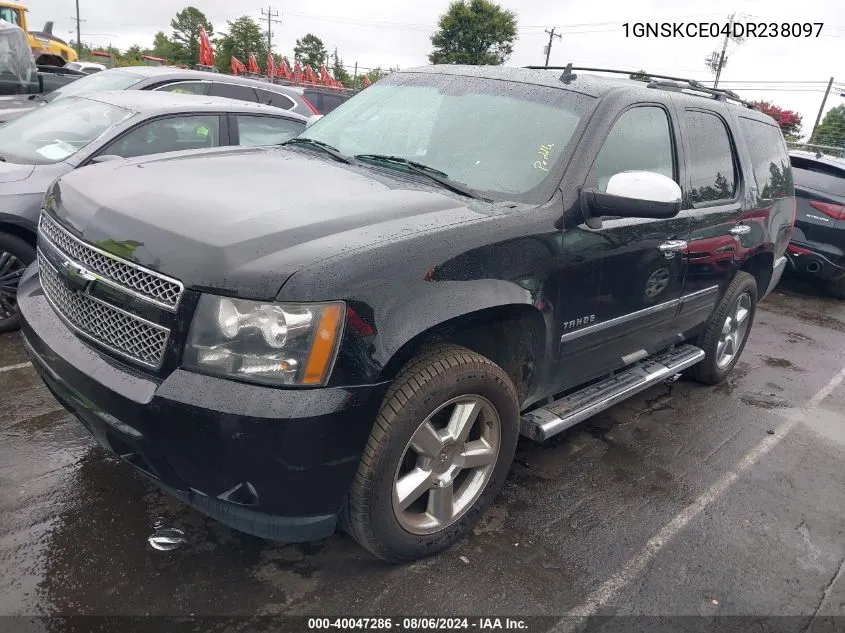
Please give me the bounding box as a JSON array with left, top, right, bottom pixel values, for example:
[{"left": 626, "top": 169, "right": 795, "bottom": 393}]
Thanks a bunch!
[{"left": 184, "top": 296, "right": 345, "bottom": 386}]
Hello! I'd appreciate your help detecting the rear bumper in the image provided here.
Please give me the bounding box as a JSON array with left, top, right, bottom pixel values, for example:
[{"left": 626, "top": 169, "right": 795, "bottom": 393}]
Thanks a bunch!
[
  {"left": 17, "top": 265, "right": 390, "bottom": 542},
  {"left": 786, "top": 243, "right": 845, "bottom": 283}
]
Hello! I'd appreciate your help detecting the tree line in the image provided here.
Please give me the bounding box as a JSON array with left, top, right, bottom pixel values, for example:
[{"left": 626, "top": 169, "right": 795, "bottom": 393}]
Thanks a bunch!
[{"left": 73, "top": 6, "right": 394, "bottom": 89}]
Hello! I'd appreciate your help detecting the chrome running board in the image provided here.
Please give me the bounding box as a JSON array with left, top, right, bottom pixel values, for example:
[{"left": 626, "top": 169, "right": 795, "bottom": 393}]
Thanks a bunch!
[{"left": 520, "top": 344, "right": 705, "bottom": 442}]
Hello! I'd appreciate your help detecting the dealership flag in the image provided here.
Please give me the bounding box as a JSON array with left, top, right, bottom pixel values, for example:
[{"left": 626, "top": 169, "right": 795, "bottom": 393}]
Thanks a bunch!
[
  {"left": 248, "top": 52, "right": 260, "bottom": 74},
  {"left": 230, "top": 56, "right": 246, "bottom": 75},
  {"left": 199, "top": 26, "right": 214, "bottom": 66},
  {"left": 267, "top": 53, "right": 276, "bottom": 78}
]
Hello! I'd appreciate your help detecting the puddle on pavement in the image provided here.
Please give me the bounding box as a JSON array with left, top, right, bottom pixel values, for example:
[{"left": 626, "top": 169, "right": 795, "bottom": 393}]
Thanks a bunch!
[
  {"left": 761, "top": 356, "right": 805, "bottom": 372},
  {"left": 739, "top": 392, "right": 792, "bottom": 410}
]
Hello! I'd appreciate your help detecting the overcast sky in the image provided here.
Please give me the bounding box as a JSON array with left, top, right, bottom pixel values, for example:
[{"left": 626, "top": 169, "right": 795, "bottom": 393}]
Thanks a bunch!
[{"left": 29, "top": 0, "right": 844, "bottom": 138}]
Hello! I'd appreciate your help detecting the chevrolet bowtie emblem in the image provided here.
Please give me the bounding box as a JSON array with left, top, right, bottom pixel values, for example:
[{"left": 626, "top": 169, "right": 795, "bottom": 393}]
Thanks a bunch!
[{"left": 61, "top": 261, "right": 97, "bottom": 293}]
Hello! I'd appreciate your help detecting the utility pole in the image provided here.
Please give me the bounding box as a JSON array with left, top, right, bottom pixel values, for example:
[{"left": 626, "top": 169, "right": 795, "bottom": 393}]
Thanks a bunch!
[
  {"left": 809, "top": 77, "right": 834, "bottom": 145},
  {"left": 260, "top": 6, "right": 282, "bottom": 54},
  {"left": 544, "top": 27, "right": 562, "bottom": 67},
  {"left": 72, "top": 0, "right": 83, "bottom": 58},
  {"left": 712, "top": 12, "right": 736, "bottom": 88}
]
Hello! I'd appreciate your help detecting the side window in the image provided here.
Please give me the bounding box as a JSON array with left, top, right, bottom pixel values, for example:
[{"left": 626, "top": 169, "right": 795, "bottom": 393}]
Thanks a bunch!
[
  {"left": 318, "top": 93, "right": 347, "bottom": 114},
  {"left": 255, "top": 89, "right": 296, "bottom": 110},
  {"left": 102, "top": 115, "right": 220, "bottom": 159},
  {"left": 154, "top": 81, "right": 211, "bottom": 95},
  {"left": 303, "top": 90, "right": 324, "bottom": 113},
  {"left": 683, "top": 111, "right": 737, "bottom": 203},
  {"left": 209, "top": 83, "right": 258, "bottom": 102},
  {"left": 236, "top": 115, "right": 304, "bottom": 147},
  {"left": 740, "top": 117, "right": 794, "bottom": 199},
  {"left": 0, "top": 8, "right": 20, "bottom": 25},
  {"left": 592, "top": 106, "right": 675, "bottom": 192}
]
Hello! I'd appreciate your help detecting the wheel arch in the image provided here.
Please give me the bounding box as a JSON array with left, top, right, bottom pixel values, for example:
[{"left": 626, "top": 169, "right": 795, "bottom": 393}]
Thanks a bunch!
[
  {"left": 0, "top": 220, "right": 37, "bottom": 248},
  {"left": 740, "top": 250, "right": 774, "bottom": 298},
  {"left": 378, "top": 302, "right": 550, "bottom": 407}
]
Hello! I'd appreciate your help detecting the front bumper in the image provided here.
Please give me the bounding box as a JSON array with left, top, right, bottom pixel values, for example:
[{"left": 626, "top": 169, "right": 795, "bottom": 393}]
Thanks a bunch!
[{"left": 17, "top": 265, "right": 390, "bottom": 542}]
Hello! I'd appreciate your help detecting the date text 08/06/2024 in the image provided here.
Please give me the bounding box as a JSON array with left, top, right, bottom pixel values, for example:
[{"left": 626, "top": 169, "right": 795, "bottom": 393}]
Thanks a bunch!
[{"left": 307, "top": 618, "right": 531, "bottom": 630}]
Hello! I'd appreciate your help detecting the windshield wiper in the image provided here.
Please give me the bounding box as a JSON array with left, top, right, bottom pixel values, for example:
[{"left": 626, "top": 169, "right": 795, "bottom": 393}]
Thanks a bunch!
[
  {"left": 354, "top": 154, "right": 487, "bottom": 201},
  {"left": 282, "top": 137, "right": 354, "bottom": 164}
]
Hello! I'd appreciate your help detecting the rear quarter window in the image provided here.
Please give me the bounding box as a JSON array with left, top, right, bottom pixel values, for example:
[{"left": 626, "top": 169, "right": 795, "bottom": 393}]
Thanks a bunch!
[{"left": 739, "top": 117, "right": 793, "bottom": 199}]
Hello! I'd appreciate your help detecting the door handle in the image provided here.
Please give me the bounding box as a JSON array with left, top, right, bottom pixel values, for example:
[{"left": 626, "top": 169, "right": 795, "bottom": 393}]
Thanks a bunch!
[
  {"left": 659, "top": 240, "right": 688, "bottom": 259},
  {"left": 730, "top": 225, "right": 751, "bottom": 236}
]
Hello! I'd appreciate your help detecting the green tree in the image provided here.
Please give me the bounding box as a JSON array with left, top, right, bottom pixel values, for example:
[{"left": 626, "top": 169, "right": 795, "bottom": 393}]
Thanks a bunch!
[
  {"left": 118, "top": 44, "right": 143, "bottom": 66},
  {"left": 331, "top": 47, "right": 350, "bottom": 84},
  {"left": 150, "top": 31, "right": 178, "bottom": 61},
  {"left": 170, "top": 6, "right": 214, "bottom": 66},
  {"left": 429, "top": 0, "right": 517, "bottom": 65},
  {"left": 294, "top": 33, "right": 327, "bottom": 68},
  {"left": 629, "top": 69, "right": 652, "bottom": 81},
  {"left": 214, "top": 16, "right": 267, "bottom": 73},
  {"left": 811, "top": 104, "right": 845, "bottom": 149}
]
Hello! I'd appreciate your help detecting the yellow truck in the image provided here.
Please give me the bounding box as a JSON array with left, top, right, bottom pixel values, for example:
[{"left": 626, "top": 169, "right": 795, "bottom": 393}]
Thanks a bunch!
[{"left": 0, "top": 1, "right": 78, "bottom": 66}]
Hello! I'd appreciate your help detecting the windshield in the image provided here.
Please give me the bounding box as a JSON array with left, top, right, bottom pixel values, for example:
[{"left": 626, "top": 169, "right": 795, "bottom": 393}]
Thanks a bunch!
[
  {"left": 299, "top": 72, "right": 593, "bottom": 203},
  {"left": 44, "top": 68, "right": 142, "bottom": 103},
  {"left": 0, "top": 96, "right": 131, "bottom": 164}
]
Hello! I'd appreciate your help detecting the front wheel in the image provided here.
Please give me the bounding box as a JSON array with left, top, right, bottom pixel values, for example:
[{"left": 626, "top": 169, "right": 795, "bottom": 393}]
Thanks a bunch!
[
  {"left": 686, "top": 271, "right": 758, "bottom": 385},
  {"left": 341, "top": 344, "right": 519, "bottom": 562},
  {"left": 0, "top": 234, "right": 35, "bottom": 334}
]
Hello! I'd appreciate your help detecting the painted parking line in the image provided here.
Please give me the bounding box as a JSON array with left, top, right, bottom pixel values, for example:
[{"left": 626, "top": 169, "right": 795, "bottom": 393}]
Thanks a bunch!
[
  {"left": 0, "top": 361, "right": 31, "bottom": 374},
  {"left": 556, "top": 364, "right": 845, "bottom": 627}
]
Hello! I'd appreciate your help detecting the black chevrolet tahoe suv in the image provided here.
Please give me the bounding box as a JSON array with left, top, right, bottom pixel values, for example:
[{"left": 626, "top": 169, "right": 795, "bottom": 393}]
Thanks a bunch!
[{"left": 17, "top": 65, "right": 795, "bottom": 562}]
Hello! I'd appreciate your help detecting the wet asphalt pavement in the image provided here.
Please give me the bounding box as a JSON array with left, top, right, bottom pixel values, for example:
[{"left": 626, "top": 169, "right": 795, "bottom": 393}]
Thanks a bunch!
[{"left": 0, "top": 274, "right": 843, "bottom": 626}]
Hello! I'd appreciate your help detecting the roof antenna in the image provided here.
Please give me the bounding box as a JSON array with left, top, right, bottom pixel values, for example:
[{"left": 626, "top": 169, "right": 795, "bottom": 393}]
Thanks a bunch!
[{"left": 559, "top": 63, "right": 577, "bottom": 84}]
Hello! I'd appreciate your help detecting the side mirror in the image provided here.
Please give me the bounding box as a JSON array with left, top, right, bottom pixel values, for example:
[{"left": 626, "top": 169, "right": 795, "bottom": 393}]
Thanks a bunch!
[
  {"left": 580, "top": 171, "right": 682, "bottom": 229},
  {"left": 89, "top": 154, "right": 123, "bottom": 164},
  {"left": 306, "top": 114, "right": 323, "bottom": 128}
]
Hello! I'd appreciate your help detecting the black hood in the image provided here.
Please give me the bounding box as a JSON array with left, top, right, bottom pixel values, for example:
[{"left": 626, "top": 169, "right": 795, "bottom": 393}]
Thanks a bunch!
[{"left": 49, "top": 147, "right": 487, "bottom": 300}]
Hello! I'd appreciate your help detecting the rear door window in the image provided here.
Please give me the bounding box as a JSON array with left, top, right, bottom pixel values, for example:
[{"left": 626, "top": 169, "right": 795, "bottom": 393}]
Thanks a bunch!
[
  {"left": 209, "top": 82, "right": 258, "bottom": 102},
  {"left": 739, "top": 117, "right": 793, "bottom": 199},
  {"left": 255, "top": 89, "right": 296, "bottom": 110},
  {"left": 103, "top": 115, "right": 221, "bottom": 159},
  {"left": 236, "top": 115, "right": 304, "bottom": 146},
  {"left": 154, "top": 81, "right": 211, "bottom": 95},
  {"left": 591, "top": 106, "right": 676, "bottom": 191},
  {"left": 683, "top": 110, "right": 737, "bottom": 204}
]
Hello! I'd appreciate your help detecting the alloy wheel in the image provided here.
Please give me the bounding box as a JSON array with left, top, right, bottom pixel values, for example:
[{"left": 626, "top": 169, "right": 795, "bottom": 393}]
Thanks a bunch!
[
  {"left": 392, "top": 395, "right": 501, "bottom": 535},
  {"left": 716, "top": 292, "right": 752, "bottom": 369},
  {"left": 0, "top": 251, "right": 25, "bottom": 320}
]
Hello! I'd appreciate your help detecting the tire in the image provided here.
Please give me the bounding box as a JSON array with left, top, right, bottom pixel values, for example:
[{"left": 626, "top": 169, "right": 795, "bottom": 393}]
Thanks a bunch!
[
  {"left": 0, "top": 233, "right": 35, "bottom": 334},
  {"left": 341, "top": 344, "right": 520, "bottom": 562},
  {"left": 686, "top": 271, "right": 758, "bottom": 385},
  {"left": 824, "top": 277, "right": 845, "bottom": 299}
]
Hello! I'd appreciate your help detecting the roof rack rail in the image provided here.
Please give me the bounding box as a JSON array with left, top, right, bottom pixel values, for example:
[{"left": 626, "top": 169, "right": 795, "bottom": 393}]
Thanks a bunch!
[{"left": 523, "top": 65, "right": 759, "bottom": 110}]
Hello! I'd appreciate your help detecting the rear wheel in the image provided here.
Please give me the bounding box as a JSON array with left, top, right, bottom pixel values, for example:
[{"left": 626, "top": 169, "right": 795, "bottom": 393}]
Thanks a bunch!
[
  {"left": 342, "top": 344, "right": 519, "bottom": 562},
  {"left": 686, "top": 271, "right": 757, "bottom": 385},
  {"left": 0, "top": 234, "right": 35, "bottom": 334}
]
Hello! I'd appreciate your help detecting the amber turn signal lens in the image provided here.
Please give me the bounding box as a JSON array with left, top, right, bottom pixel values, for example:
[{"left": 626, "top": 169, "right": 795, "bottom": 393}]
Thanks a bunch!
[{"left": 302, "top": 303, "right": 344, "bottom": 385}]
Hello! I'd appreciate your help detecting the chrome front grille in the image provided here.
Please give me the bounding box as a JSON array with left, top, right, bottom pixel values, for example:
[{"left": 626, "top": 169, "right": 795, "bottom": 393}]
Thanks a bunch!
[
  {"left": 37, "top": 249, "right": 170, "bottom": 368},
  {"left": 38, "top": 213, "right": 183, "bottom": 310}
]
